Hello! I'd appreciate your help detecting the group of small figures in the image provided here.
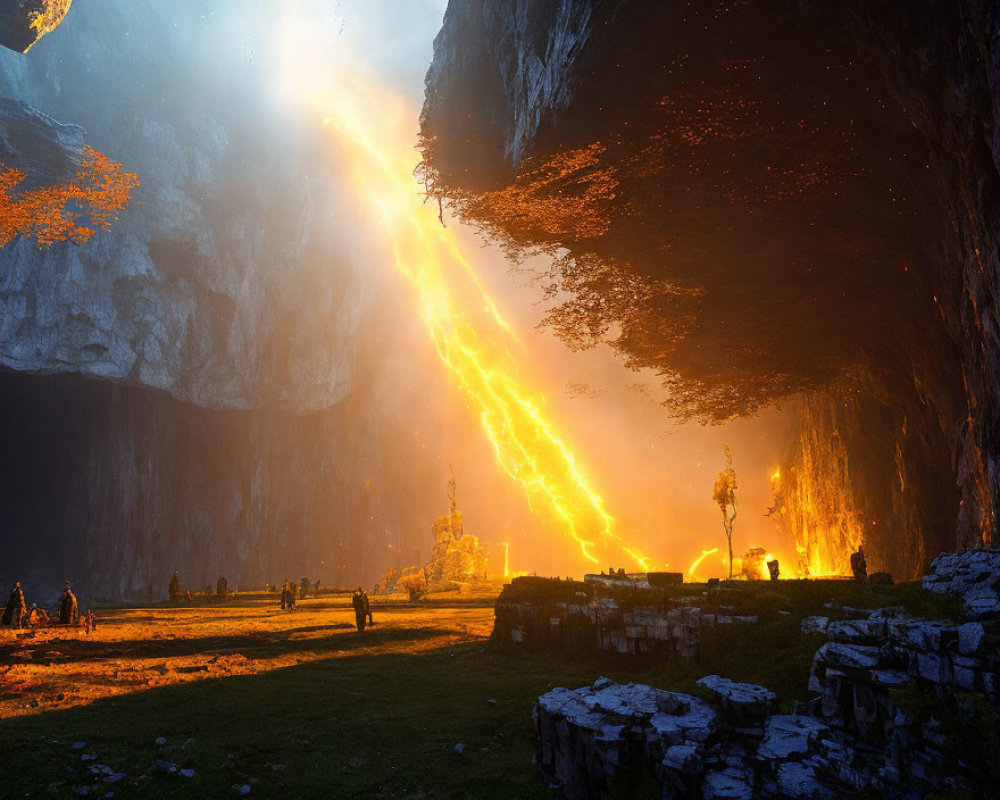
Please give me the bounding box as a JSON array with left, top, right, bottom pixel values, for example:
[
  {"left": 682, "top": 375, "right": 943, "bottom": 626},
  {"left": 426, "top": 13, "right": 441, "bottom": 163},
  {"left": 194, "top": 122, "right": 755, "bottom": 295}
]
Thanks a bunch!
[{"left": 2, "top": 580, "right": 95, "bottom": 632}]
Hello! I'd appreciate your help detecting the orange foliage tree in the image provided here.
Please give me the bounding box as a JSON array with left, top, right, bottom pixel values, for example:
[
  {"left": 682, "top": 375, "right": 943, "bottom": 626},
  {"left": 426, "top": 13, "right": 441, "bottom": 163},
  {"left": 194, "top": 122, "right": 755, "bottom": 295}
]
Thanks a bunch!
[{"left": 0, "top": 145, "right": 139, "bottom": 248}]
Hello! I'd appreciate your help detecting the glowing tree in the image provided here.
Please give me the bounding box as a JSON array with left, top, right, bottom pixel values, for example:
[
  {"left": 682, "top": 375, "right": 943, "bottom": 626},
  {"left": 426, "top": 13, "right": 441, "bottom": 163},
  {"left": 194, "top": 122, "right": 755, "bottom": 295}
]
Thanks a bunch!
[
  {"left": 713, "top": 446, "right": 738, "bottom": 579},
  {"left": 0, "top": 145, "right": 139, "bottom": 248}
]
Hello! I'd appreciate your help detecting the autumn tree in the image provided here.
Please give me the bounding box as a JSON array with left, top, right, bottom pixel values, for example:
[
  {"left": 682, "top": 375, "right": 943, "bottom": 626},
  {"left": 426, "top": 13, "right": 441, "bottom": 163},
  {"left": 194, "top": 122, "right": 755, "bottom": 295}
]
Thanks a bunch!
[
  {"left": 0, "top": 145, "right": 139, "bottom": 248},
  {"left": 713, "top": 446, "right": 738, "bottom": 580}
]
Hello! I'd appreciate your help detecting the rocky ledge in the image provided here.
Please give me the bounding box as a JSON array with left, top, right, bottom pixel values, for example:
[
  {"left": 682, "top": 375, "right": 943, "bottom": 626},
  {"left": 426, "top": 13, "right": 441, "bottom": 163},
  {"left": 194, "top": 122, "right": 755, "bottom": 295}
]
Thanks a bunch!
[
  {"left": 922, "top": 549, "right": 1000, "bottom": 619},
  {"left": 534, "top": 553, "right": 1000, "bottom": 798}
]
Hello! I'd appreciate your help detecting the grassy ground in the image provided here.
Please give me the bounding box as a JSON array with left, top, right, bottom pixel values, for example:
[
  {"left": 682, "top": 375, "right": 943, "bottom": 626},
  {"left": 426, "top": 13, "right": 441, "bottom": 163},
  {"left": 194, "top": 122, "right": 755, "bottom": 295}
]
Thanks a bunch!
[{"left": 0, "top": 580, "right": 965, "bottom": 799}]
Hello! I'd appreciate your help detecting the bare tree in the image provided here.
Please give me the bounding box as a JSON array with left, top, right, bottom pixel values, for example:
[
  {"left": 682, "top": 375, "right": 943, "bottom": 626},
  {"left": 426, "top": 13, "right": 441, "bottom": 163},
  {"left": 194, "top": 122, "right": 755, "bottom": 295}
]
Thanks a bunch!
[{"left": 713, "top": 446, "right": 738, "bottom": 579}]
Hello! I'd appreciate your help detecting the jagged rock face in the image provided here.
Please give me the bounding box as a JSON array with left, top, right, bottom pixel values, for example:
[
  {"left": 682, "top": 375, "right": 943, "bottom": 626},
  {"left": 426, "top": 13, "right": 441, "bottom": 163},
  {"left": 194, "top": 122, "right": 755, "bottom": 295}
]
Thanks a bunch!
[
  {"left": 0, "top": 0, "right": 367, "bottom": 411},
  {"left": 0, "top": 97, "right": 82, "bottom": 187},
  {"left": 421, "top": 0, "right": 1000, "bottom": 574}
]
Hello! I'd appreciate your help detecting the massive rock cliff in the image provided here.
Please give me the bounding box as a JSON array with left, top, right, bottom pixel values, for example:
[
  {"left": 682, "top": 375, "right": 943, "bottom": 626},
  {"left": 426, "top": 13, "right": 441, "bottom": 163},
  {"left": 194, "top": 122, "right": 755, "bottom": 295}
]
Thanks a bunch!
[
  {"left": 0, "top": 0, "right": 435, "bottom": 602},
  {"left": 0, "top": 0, "right": 365, "bottom": 411},
  {"left": 420, "top": 0, "right": 1000, "bottom": 577}
]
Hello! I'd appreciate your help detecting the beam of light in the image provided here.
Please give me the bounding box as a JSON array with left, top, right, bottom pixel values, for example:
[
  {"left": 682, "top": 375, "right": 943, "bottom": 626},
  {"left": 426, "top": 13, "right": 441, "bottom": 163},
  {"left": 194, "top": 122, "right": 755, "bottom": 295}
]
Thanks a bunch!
[{"left": 281, "top": 41, "right": 650, "bottom": 571}]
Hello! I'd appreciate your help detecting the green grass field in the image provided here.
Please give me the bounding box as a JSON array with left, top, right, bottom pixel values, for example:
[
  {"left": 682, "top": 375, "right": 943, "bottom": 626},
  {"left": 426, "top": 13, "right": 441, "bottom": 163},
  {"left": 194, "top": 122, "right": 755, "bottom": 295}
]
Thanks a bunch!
[{"left": 0, "top": 580, "right": 965, "bottom": 799}]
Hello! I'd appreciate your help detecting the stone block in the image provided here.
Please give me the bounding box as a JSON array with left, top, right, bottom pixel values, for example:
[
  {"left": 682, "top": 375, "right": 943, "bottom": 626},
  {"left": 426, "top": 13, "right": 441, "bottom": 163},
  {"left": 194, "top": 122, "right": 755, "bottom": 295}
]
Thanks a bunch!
[
  {"left": 958, "top": 622, "right": 985, "bottom": 654},
  {"left": 815, "top": 642, "right": 881, "bottom": 670},
  {"left": 697, "top": 675, "right": 776, "bottom": 720},
  {"left": 756, "top": 715, "right": 829, "bottom": 760},
  {"left": 701, "top": 767, "right": 754, "bottom": 800},
  {"left": 827, "top": 618, "right": 886, "bottom": 644}
]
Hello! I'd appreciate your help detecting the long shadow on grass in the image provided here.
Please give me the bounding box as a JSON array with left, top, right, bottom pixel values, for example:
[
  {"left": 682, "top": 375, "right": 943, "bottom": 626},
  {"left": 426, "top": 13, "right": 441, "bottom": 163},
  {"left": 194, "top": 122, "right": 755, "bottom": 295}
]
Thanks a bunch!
[
  {"left": 0, "top": 640, "right": 585, "bottom": 800},
  {"left": 0, "top": 624, "right": 459, "bottom": 668}
]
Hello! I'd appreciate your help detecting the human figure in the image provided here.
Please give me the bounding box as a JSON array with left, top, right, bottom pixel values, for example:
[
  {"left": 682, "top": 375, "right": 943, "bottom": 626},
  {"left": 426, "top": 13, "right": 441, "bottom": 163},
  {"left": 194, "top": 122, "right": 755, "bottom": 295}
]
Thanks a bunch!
[
  {"left": 59, "top": 580, "right": 78, "bottom": 625},
  {"left": 216, "top": 576, "right": 228, "bottom": 596},
  {"left": 850, "top": 546, "right": 868, "bottom": 583},
  {"left": 767, "top": 560, "right": 780, "bottom": 581},
  {"left": 315, "top": 580, "right": 321, "bottom": 596},
  {"left": 373, "top": 583, "right": 380, "bottom": 597},
  {"left": 351, "top": 586, "right": 367, "bottom": 632},
  {"left": 280, "top": 578, "right": 289, "bottom": 609},
  {"left": 3, "top": 582, "right": 26, "bottom": 628},
  {"left": 169, "top": 571, "right": 180, "bottom": 600},
  {"left": 300, "top": 577, "right": 309, "bottom": 600}
]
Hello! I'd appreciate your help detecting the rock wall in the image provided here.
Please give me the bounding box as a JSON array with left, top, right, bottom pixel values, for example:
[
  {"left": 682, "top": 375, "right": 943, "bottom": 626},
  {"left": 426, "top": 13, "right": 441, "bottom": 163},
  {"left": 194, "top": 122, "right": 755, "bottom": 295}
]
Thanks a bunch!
[
  {"left": 0, "top": 0, "right": 367, "bottom": 411},
  {"left": 420, "top": 0, "right": 1000, "bottom": 575},
  {"left": 534, "top": 553, "right": 1000, "bottom": 799},
  {"left": 535, "top": 616, "right": 999, "bottom": 799},
  {"left": 0, "top": 368, "right": 419, "bottom": 606},
  {"left": 493, "top": 577, "right": 702, "bottom": 659},
  {"left": 0, "top": 1, "right": 456, "bottom": 601}
]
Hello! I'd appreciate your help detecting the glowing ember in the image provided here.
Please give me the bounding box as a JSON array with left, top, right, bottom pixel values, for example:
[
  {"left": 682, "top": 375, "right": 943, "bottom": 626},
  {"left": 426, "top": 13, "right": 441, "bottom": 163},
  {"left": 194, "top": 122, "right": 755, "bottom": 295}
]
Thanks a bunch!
[{"left": 281, "top": 49, "right": 649, "bottom": 570}]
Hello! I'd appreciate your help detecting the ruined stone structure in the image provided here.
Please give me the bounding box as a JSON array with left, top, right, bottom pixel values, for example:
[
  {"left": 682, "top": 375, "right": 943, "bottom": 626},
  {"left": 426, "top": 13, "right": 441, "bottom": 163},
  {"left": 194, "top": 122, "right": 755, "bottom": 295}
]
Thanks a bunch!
[
  {"left": 533, "top": 555, "right": 1000, "bottom": 799},
  {"left": 493, "top": 577, "right": 702, "bottom": 659}
]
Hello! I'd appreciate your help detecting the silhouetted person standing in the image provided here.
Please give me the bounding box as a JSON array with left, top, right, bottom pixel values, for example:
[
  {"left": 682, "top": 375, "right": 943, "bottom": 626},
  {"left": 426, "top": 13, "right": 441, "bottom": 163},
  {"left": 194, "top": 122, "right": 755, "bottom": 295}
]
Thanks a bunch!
[
  {"left": 169, "top": 571, "right": 180, "bottom": 600},
  {"left": 2, "top": 582, "right": 26, "bottom": 628},
  {"left": 59, "top": 581, "right": 78, "bottom": 625},
  {"left": 850, "top": 546, "right": 868, "bottom": 584},
  {"left": 352, "top": 586, "right": 367, "bottom": 632}
]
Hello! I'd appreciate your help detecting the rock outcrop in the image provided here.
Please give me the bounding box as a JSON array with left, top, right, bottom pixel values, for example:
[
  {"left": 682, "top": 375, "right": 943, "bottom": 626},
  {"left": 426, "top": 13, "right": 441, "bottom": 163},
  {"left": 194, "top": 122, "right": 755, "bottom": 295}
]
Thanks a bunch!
[
  {"left": 922, "top": 548, "right": 1000, "bottom": 619},
  {"left": 536, "top": 599, "right": 1000, "bottom": 798},
  {"left": 420, "top": 0, "right": 1000, "bottom": 575},
  {"left": 0, "top": 0, "right": 72, "bottom": 54},
  {"left": 0, "top": 0, "right": 367, "bottom": 411},
  {"left": 534, "top": 549, "right": 1000, "bottom": 798}
]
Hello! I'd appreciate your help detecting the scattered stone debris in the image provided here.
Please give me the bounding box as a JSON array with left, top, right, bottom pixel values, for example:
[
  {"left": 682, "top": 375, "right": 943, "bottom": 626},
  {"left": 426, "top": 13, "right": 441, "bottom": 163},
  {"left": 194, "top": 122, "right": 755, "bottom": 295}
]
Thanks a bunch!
[
  {"left": 180, "top": 768, "right": 195, "bottom": 778},
  {"left": 800, "top": 616, "right": 829, "bottom": 635},
  {"left": 155, "top": 737, "right": 167, "bottom": 746},
  {"left": 922, "top": 548, "right": 1000, "bottom": 619},
  {"left": 453, "top": 743, "right": 464, "bottom": 754},
  {"left": 535, "top": 573, "right": 1000, "bottom": 799},
  {"left": 238, "top": 784, "right": 251, "bottom": 795}
]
